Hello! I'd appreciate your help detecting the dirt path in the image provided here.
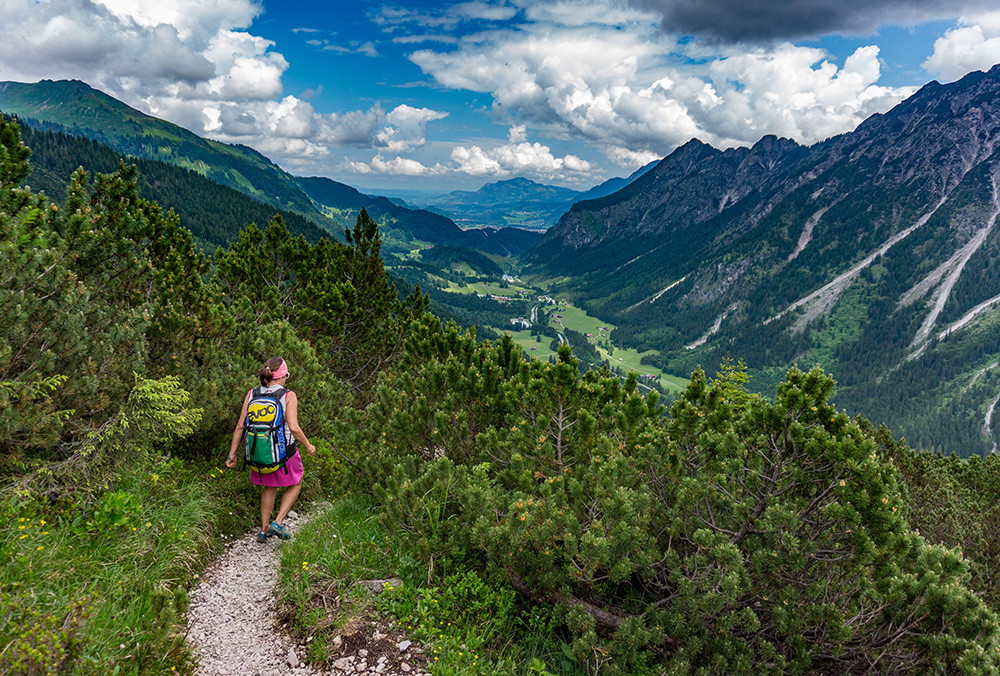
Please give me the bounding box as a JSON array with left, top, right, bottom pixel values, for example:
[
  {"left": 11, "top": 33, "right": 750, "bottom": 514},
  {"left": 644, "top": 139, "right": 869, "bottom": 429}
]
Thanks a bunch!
[{"left": 186, "top": 512, "right": 429, "bottom": 676}]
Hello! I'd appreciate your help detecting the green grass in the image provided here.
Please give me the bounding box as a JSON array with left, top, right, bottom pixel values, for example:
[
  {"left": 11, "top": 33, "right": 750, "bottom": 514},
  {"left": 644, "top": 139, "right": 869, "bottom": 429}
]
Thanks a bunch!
[
  {"left": 502, "top": 329, "right": 561, "bottom": 362},
  {"left": 592, "top": 342, "right": 687, "bottom": 391},
  {"left": 226, "top": 170, "right": 256, "bottom": 193},
  {"left": 431, "top": 273, "right": 690, "bottom": 390},
  {"left": 0, "top": 456, "right": 260, "bottom": 675},
  {"left": 536, "top": 302, "right": 687, "bottom": 391},
  {"left": 433, "top": 276, "right": 690, "bottom": 391},
  {"left": 279, "top": 496, "right": 413, "bottom": 594},
  {"left": 280, "top": 496, "right": 587, "bottom": 676},
  {"left": 541, "top": 301, "right": 608, "bottom": 337},
  {"left": 276, "top": 496, "right": 414, "bottom": 664},
  {"left": 443, "top": 280, "right": 533, "bottom": 298},
  {"left": 795, "top": 276, "right": 874, "bottom": 372}
]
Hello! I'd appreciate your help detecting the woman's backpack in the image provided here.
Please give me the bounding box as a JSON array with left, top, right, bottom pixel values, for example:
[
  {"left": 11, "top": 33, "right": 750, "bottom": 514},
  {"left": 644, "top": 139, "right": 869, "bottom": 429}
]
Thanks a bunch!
[{"left": 242, "top": 387, "right": 296, "bottom": 474}]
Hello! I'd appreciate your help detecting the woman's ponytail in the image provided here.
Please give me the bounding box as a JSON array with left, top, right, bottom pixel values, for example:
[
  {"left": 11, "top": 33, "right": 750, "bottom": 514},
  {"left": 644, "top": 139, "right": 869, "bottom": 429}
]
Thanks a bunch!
[{"left": 258, "top": 357, "right": 284, "bottom": 386}]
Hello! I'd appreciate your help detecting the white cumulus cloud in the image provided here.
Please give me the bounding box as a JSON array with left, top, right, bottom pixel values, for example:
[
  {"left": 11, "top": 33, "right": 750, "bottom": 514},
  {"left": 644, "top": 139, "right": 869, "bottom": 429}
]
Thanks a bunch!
[
  {"left": 410, "top": 7, "right": 915, "bottom": 163},
  {"left": 370, "top": 155, "right": 443, "bottom": 176},
  {"left": 606, "top": 145, "right": 661, "bottom": 167},
  {"left": 923, "top": 12, "right": 1000, "bottom": 82},
  {"left": 0, "top": 0, "right": 456, "bottom": 174},
  {"left": 451, "top": 145, "right": 505, "bottom": 176},
  {"left": 376, "top": 105, "right": 450, "bottom": 153},
  {"left": 703, "top": 44, "right": 914, "bottom": 145},
  {"left": 455, "top": 1, "right": 519, "bottom": 21},
  {"left": 268, "top": 96, "right": 316, "bottom": 139},
  {"left": 451, "top": 126, "right": 595, "bottom": 179}
]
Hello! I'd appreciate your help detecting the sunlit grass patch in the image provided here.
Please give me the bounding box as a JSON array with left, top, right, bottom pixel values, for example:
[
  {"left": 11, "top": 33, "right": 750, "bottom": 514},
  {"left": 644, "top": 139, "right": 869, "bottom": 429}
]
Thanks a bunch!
[{"left": 0, "top": 457, "right": 253, "bottom": 675}]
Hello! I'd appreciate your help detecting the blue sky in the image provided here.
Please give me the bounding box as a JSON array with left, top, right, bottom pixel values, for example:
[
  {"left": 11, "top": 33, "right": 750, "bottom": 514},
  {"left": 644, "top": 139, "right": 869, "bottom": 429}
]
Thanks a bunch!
[{"left": 2, "top": 1, "right": 1000, "bottom": 193}]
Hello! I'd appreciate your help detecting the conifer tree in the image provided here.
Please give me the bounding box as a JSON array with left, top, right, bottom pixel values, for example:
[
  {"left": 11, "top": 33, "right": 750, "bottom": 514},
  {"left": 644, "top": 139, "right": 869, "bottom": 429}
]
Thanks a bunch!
[
  {"left": 333, "top": 208, "right": 427, "bottom": 392},
  {"left": 1, "top": 117, "right": 72, "bottom": 453},
  {"left": 45, "top": 164, "right": 153, "bottom": 435},
  {"left": 0, "top": 119, "right": 151, "bottom": 453},
  {"left": 213, "top": 214, "right": 309, "bottom": 326},
  {"left": 213, "top": 208, "right": 424, "bottom": 397},
  {"left": 145, "top": 203, "right": 226, "bottom": 371}
]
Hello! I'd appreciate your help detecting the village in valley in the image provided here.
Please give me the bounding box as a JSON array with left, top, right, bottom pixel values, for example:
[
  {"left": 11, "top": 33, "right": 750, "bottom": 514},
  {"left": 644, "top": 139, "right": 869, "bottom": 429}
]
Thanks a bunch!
[{"left": 446, "top": 273, "right": 685, "bottom": 393}]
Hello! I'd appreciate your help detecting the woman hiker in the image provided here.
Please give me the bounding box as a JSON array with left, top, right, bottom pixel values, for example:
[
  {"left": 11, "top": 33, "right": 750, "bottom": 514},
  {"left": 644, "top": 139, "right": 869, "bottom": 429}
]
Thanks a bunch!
[{"left": 226, "top": 357, "right": 316, "bottom": 542}]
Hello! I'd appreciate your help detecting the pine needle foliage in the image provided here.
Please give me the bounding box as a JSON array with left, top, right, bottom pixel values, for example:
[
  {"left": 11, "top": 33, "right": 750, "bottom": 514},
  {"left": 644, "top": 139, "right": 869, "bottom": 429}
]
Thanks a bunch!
[
  {"left": 14, "top": 374, "right": 203, "bottom": 502},
  {"left": 358, "top": 317, "right": 1000, "bottom": 675}
]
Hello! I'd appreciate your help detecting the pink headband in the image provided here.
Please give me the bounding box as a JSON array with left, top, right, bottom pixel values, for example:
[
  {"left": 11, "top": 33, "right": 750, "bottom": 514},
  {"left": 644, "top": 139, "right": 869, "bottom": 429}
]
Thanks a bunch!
[{"left": 270, "top": 359, "right": 288, "bottom": 380}]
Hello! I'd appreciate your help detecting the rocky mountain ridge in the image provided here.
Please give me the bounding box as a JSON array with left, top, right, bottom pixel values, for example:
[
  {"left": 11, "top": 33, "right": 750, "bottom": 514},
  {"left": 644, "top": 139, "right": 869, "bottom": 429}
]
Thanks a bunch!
[{"left": 526, "top": 63, "right": 1000, "bottom": 456}]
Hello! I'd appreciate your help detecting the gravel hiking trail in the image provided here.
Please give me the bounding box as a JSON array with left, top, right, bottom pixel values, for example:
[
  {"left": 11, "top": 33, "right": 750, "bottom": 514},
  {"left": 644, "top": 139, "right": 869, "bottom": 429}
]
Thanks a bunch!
[{"left": 186, "top": 512, "right": 429, "bottom": 676}]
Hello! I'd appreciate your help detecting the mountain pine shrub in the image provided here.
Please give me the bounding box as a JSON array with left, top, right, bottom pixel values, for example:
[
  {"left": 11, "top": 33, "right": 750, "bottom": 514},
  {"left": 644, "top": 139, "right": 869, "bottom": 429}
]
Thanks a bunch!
[{"left": 361, "top": 316, "right": 1000, "bottom": 674}]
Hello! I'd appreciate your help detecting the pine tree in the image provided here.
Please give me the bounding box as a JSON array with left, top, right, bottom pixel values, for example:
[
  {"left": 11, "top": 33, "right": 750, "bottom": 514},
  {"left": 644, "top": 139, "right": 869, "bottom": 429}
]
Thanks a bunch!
[
  {"left": 333, "top": 207, "right": 427, "bottom": 392},
  {"left": 213, "top": 208, "right": 425, "bottom": 397},
  {"left": 0, "top": 120, "right": 150, "bottom": 453},
  {"left": 1, "top": 119, "right": 157, "bottom": 455},
  {"left": 145, "top": 203, "right": 226, "bottom": 372}
]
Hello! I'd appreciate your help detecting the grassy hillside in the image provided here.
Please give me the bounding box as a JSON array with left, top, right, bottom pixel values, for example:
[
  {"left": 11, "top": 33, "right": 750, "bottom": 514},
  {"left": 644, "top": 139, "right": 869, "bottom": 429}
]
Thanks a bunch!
[
  {"left": 0, "top": 80, "right": 322, "bottom": 218},
  {"left": 1, "top": 79, "right": 540, "bottom": 260}
]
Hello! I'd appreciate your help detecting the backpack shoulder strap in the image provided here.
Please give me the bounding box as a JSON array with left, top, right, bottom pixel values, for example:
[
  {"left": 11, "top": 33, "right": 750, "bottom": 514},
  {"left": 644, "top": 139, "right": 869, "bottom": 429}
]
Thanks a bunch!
[{"left": 270, "top": 388, "right": 288, "bottom": 422}]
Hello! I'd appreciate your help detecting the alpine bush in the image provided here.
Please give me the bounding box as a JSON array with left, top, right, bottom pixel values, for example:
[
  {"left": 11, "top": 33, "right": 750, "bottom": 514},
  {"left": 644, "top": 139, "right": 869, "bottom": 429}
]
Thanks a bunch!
[{"left": 361, "top": 316, "right": 1000, "bottom": 674}]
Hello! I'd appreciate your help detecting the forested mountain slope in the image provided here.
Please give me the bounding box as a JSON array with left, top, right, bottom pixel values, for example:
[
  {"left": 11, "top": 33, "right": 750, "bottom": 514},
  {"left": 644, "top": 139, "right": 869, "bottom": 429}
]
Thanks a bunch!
[
  {"left": 0, "top": 79, "right": 324, "bottom": 218},
  {"left": 0, "top": 79, "right": 538, "bottom": 256},
  {"left": 15, "top": 121, "right": 329, "bottom": 247},
  {"left": 299, "top": 175, "right": 541, "bottom": 256},
  {"left": 525, "top": 64, "right": 1000, "bottom": 456},
  {"left": 572, "top": 158, "right": 658, "bottom": 203}
]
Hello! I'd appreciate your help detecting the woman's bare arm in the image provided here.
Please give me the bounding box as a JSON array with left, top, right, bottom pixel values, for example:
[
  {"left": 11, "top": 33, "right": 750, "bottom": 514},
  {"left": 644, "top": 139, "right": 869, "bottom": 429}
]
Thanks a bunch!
[{"left": 226, "top": 391, "right": 252, "bottom": 468}]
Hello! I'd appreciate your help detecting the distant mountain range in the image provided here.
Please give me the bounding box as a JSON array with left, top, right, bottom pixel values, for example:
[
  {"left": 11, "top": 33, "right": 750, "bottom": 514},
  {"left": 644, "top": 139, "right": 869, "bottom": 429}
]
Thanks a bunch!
[
  {"left": 527, "top": 63, "right": 1000, "bottom": 457},
  {"left": 445, "top": 177, "right": 581, "bottom": 206},
  {"left": 0, "top": 79, "right": 542, "bottom": 257},
  {"left": 403, "top": 166, "right": 656, "bottom": 230}
]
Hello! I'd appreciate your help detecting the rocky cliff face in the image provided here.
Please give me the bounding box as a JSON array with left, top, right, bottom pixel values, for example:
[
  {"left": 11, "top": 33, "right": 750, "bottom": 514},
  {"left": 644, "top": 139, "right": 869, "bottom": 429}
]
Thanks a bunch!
[
  {"left": 525, "top": 64, "right": 1000, "bottom": 457},
  {"left": 542, "top": 135, "right": 803, "bottom": 251}
]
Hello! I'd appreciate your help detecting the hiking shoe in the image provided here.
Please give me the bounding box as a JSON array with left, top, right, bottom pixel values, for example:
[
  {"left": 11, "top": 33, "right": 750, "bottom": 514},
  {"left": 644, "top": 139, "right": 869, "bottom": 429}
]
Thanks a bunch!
[
  {"left": 256, "top": 530, "right": 269, "bottom": 543},
  {"left": 268, "top": 521, "right": 291, "bottom": 540}
]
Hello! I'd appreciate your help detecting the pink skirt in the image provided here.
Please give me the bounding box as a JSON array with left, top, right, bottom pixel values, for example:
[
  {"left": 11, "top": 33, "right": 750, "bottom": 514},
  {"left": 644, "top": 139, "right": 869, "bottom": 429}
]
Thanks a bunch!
[{"left": 250, "top": 451, "right": 304, "bottom": 487}]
